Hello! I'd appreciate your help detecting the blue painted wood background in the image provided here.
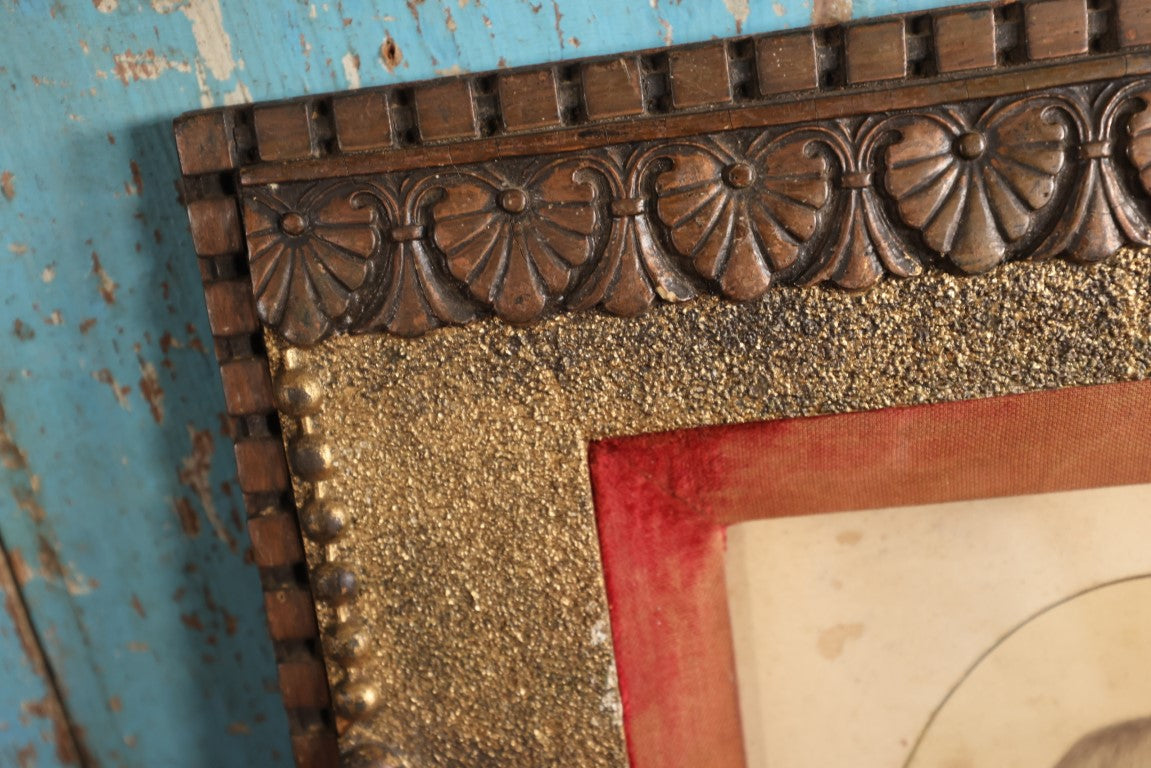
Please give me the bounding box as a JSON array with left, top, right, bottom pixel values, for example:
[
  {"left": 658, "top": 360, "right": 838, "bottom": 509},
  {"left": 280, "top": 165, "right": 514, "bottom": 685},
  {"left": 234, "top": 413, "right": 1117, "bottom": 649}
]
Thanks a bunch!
[{"left": 0, "top": 0, "right": 962, "bottom": 765}]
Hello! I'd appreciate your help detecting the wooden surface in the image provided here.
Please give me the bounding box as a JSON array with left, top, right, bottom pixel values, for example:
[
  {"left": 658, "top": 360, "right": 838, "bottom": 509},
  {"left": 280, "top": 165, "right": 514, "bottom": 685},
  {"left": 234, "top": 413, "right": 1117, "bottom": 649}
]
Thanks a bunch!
[{"left": 0, "top": 1, "right": 1104, "bottom": 767}]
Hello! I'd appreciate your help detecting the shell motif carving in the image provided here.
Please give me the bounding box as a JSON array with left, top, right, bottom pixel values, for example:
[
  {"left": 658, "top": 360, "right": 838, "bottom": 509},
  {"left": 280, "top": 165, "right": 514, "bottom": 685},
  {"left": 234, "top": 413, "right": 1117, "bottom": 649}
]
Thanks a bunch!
[
  {"left": 243, "top": 185, "right": 377, "bottom": 345},
  {"left": 431, "top": 159, "right": 599, "bottom": 323},
  {"left": 654, "top": 135, "right": 832, "bottom": 301},
  {"left": 885, "top": 99, "right": 1070, "bottom": 273},
  {"left": 237, "top": 77, "right": 1151, "bottom": 343}
]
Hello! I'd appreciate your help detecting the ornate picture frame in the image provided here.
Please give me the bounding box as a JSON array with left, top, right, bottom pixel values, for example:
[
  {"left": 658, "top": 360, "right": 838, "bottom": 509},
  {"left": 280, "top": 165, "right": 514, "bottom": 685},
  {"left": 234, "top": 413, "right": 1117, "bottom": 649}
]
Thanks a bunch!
[{"left": 173, "top": 1, "right": 1151, "bottom": 765}]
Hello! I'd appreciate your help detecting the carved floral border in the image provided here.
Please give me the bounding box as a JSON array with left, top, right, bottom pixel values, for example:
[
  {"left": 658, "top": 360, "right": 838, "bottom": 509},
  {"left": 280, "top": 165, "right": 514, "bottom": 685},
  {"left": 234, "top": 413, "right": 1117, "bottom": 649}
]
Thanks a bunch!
[{"left": 241, "top": 78, "right": 1151, "bottom": 345}]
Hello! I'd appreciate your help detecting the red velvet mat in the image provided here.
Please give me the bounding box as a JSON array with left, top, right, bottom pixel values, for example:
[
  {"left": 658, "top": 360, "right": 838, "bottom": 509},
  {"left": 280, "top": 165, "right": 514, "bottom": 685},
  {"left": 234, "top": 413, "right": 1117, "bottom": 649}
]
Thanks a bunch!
[{"left": 588, "top": 380, "right": 1151, "bottom": 768}]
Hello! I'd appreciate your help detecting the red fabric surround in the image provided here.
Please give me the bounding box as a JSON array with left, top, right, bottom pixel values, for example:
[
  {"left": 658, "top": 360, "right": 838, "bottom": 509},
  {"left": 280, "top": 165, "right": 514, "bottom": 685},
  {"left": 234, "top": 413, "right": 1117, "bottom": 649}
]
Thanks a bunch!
[{"left": 588, "top": 381, "right": 1151, "bottom": 768}]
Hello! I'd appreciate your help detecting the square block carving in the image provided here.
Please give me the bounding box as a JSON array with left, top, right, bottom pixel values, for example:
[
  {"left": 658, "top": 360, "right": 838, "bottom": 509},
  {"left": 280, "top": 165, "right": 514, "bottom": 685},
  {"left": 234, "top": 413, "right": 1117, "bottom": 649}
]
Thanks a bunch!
[
  {"left": 669, "top": 44, "right": 733, "bottom": 109},
  {"left": 1024, "top": 0, "right": 1089, "bottom": 60},
  {"left": 935, "top": 9, "right": 998, "bottom": 73},
  {"left": 414, "top": 80, "right": 477, "bottom": 141},
  {"left": 846, "top": 21, "right": 908, "bottom": 84},
  {"left": 757, "top": 32, "right": 820, "bottom": 95},
  {"left": 332, "top": 92, "right": 393, "bottom": 152},
  {"left": 582, "top": 58, "right": 645, "bottom": 119},
  {"left": 499, "top": 70, "right": 563, "bottom": 130}
]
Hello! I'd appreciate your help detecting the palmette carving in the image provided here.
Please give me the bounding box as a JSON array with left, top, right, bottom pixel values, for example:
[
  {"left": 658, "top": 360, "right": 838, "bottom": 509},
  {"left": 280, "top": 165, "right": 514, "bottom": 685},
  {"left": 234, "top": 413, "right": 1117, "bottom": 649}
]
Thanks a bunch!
[
  {"left": 799, "top": 122, "right": 922, "bottom": 289},
  {"left": 566, "top": 150, "right": 698, "bottom": 316},
  {"left": 240, "top": 77, "right": 1151, "bottom": 343},
  {"left": 351, "top": 179, "right": 478, "bottom": 338},
  {"left": 1037, "top": 83, "right": 1151, "bottom": 263}
]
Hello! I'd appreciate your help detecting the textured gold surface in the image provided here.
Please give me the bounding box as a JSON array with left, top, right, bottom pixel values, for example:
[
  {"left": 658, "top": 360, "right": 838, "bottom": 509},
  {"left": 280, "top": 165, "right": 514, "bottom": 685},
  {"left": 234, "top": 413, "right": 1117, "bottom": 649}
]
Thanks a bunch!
[{"left": 268, "top": 249, "right": 1151, "bottom": 767}]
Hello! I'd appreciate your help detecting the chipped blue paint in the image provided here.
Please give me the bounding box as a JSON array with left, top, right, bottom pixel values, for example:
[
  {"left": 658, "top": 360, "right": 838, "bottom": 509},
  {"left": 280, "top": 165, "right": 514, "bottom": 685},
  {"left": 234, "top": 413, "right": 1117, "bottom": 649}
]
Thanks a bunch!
[
  {"left": 0, "top": 0, "right": 965, "bottom": 765},
  {"left": 0, "top": 562, "right": 70, "bottom": 768}
]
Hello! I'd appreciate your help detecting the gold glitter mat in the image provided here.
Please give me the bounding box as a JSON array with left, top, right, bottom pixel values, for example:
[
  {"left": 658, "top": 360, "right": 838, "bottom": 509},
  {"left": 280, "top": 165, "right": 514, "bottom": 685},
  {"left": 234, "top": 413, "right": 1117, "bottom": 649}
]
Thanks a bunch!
[{"left": 269, "top": 248, "right": 1151, "bottom": 766}]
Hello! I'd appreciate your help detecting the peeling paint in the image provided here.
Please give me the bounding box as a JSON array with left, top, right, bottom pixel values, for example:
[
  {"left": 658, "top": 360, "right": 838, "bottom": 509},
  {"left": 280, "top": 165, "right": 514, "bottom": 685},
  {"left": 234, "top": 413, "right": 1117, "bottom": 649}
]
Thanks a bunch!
[
  {"left": 89, "top": 252, "right": 118, "bottom": 305},
  {"left": 341, "top": 51, "right": 361, "bottom": 89},
  {"left": 723, "top": 0, "right": 751, "bottom": 34},
  {"left": 9, "top": 551, "right": 32, "bottom": 587},
  {"left": 152, "top": 0, "right": 238, "bottom": 81},
  {"left": 1, "top": 171, "right": 13, "bottom": 201},
  {"left": 12, "top": 320, "right": 34, "bottom": 342},
  {"left": 177, "top": 427, "right": 236, "bottom": 551},
  {"left": 129, "top": 160, "right": 143, "bottom": 195},
  {"left": 222, "top": 80, "right": 253, "bottom": 106},
  {"left": 814, "top": 0, "right": 853, "bottom": 25},
  {"left": 2, "top": 538, "right": 84, "bottom": 767},
  {"left": 137, "top": 359, "right": 165, "bottom": 424},
  {"left": 434, "top": 63, "right": 467, "bottom": 76},
  {"left": 551, "top": 0, "right": 564, "bottom": 50},
  {"left": 92, "top": 369, "right": 132, "bottom": 411},
  {"left": 0, "top": 403, "right": 31, "bottom": 468},
  {"left": 17, "top": 696, "right": 80, "bottom": 766},
  {"left": 111, "top": 49, "right": 191, "bottom": 84},
  {"left": 173, "top": 497, "right": 200, "bottom": 537},
  {"left": 92, "top": 0, "right": 118, "bottom": 12}
]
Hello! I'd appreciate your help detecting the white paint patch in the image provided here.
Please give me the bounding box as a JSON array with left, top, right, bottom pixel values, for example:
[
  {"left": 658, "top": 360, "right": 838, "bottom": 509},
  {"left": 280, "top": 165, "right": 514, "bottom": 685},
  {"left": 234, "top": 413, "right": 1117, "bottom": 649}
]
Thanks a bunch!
[
  {"left": 193, "top": 60, "right": 213, "bottom": 108},
  {"left": 41, "top": 265, "right": 56, "bottom": 283},
  {"left": 434, "top": 63, "right": 468, "bottom": 76},
  {"left": 153, "top": 0, "right": 237, "bottom": 82},
  {"left": 342, "top": 52, "right": 361, "bottom": 90},
  {"left": 590, "top": 618, "right": 609, "bottom": 646},
  {"left": 223, "top": 80, "right": 252, "bottom": 105},
  {"left": 183, "top": 0, "right": 236, "bottom": 80},
  {"left": 723, "top": 0, "right": 751, "bottom": 30}
]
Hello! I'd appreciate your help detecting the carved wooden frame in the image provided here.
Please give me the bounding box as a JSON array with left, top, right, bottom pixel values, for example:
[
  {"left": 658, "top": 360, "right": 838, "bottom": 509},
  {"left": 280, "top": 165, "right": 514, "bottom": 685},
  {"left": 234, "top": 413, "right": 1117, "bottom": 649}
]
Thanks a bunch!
[{"left": 173, "top": 1, "right": 1151, "bottom": 765}]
